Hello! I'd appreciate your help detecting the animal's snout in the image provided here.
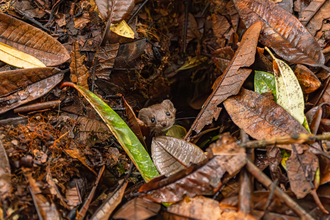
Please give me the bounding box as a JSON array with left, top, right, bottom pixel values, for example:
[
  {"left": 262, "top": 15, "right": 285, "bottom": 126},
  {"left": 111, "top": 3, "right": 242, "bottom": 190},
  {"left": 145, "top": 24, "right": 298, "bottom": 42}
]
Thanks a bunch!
[{"left": 161, "top": 121, "right": 167, "bottom": 127}]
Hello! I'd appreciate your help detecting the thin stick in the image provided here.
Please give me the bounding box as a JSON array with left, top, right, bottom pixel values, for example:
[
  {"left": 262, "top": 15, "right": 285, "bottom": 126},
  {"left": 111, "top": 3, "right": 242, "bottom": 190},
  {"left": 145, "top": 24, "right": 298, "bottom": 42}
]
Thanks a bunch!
[{"left": 245, "top": 159, "right": 315, "bottom": 220}]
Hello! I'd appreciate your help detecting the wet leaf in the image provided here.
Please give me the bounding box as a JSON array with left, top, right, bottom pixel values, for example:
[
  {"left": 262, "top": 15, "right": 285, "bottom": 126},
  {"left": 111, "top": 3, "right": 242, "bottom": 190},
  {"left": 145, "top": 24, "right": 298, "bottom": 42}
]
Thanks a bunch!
[
  {"left": 90, "top": 180, "right": 128, "bottom": 220},
  {"left": 224, "top": 88, "right": 309, "bottom": 152},
  {"left": 167, "top": 196, "right": 222, "bottom": 220},
  {"left": 0, "top": 73, "right": 64, "bottom": 115},
  {"left": 0, "top": 139, "right": 11, "bottom": 200},
  {"left": 151, "top": 136, "right": 207, "bottom": 177},
  {"left": 113, "top": 197, "right": 161, "bottom": 220},
  {"left": 212, "top": 46, "right": 235, "bottom": 73},
  {"left": 139, "top": 139, "right": 246, "bottom": 203},
  {"left": 95, "top": 0, "right": 135, "bottom": 22},
  {"left": 70, "top": 41, "right": 89, "bottom": 89},
  {"left": 254, "top": 71, "right": 276, "bottom": 100},
  {"left": 110, "top": 20, "right": 134, "bottom": 39},
  {"left": 0, "top": 67, "right": 60, "bottom": 96},
  {"left": 233, "top": 0, "right": 326, "bottom": 68},
  {"left": 96, "top": 43, "right": 120, "bottom": 80},
  {"left": 266, "top": 47, "right": 305, "bottom": 124},
  {"left": 60, "top": 82, "right": 159, "bottom": 182},
  {"left": 294, "top": 64, "right": 321, "bottom": 94},
  {"left": 0, "top": 13, "right": 70, "bottom": 66},
  {"left": 187, "top": 21, "right": 262, "bottom": 135},
  {"left": 0, "top": 42, "right": 45, "bottom": 68}
]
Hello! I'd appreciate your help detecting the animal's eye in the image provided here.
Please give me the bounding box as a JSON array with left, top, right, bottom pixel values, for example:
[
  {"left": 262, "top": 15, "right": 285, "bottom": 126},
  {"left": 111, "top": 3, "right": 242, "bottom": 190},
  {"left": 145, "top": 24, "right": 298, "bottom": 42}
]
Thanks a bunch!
[
  {"left": 166, "top": 112, "right": 170, "bottom": 116},
  {"left": 151, "top": 117, "right": 155, "bottom": 123}
]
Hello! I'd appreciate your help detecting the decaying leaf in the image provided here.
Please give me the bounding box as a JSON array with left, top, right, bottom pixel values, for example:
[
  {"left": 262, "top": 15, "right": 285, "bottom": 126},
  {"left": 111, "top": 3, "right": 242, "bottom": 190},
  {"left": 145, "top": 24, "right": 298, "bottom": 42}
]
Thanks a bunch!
[
  {"left": 94, "top": 0, "right": 135, "bottom": 22},
  {"left": 294, "top": 64, "right": 321, "bottom": 94},
  {"left": 110, "top": 20, "right": 134, "bottom": 39},
  {"left": 64, "top": 148, "right": 98, "bottom": 176},
  {"left": 0, "top": 67, "right": 60, "bottom": 96},
  {"left": 233, "top": 0, "right": 326, "bottom": 68},
  {"left": 186, "top": 21, "right": 262, "bottom": 135},
  {"left": 286, "top": 151, "right": 318, "bottom": 199},
  {"left": 151, "top": 136, "right": 207, "bottom": 177},
  {"left": 90, "top": 179, "right": 127, "bottom": 220},
  {"left": 0, "top": 139, "right": 11, "bottom": 200},
  {"left": 305, "top": 0, "right": 330, "bottom": 36},
  {"left": 224, "top": 88, "right": 309, "bottom": 152},
  {"left": 299, "top": 0, "right": 327, "bottom": 26},
  {"left": 266, "top": 47, "right": 305, "bottom": 124},
  {"left": 113, "top": 197, "right": 161, "bottom": 220},
  {"left": 0, "top": 13, "right": 70, "bottom": 66},
  {"left": 25, "top": 172, "right": 60, "bottom": 220},
  {"left": 70, "top": 41, "right": 89, "bottom": 89},
  {"left": 167, "top": 196, "right": 222, "bottom": 220},
  {"left": 0, "top": 73, "right": 64, "bottom": 115},
  {"left": 139, "top": 139, "right": 246, "bottom": 203},
  {"left": 0, "top": 42, "right": 45, "bottom": 68},
  {"left": 212, "top": 46, "right": 235, "bottom": 73}
]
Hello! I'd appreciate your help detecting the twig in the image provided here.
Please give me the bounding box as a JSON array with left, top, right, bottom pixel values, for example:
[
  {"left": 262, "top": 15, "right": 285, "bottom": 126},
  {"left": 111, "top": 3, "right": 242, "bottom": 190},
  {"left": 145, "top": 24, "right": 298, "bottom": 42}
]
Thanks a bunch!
[
  {"left": 239, "top": 133, "right": 330, "bottom": 148},
  {"left": 245, "top": 159, "right": 315, "bottom": 220},
  {"left": 44, "top": 0, "right": 65, "bottom": 27},
  {"left": 127, "top": 0, "right": 149, "bottom": 24},
  {"left": 14, "top": 8, "right": 49, "bottom": 32}
]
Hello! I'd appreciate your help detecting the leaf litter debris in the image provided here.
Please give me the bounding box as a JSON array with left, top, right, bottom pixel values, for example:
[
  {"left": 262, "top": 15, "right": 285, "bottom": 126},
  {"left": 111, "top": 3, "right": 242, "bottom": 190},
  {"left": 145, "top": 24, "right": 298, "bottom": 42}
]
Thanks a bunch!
[{"left": 0, "top": 0, "right": 330, "bottom": 219}]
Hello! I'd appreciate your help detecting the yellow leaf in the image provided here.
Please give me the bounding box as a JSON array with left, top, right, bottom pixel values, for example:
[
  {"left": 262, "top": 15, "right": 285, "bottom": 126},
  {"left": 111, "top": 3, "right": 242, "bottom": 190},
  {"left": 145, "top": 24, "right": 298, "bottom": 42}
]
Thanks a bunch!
[
  {"left": 110, "top": 20, "right": 135, "bottom": 39},
  {"left": 0, "top": 42, "right": 46, "bottom": 68},
  {"left": 266, "top": 47, "right": 305, "bottom": 124}
]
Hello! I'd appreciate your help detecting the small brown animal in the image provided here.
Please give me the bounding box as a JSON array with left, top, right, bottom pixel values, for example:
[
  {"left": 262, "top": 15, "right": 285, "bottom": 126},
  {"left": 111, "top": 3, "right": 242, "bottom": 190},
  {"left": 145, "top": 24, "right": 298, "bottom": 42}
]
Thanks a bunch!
[{"left": 138, "top": 100, "right": 176, "bottom": 136}]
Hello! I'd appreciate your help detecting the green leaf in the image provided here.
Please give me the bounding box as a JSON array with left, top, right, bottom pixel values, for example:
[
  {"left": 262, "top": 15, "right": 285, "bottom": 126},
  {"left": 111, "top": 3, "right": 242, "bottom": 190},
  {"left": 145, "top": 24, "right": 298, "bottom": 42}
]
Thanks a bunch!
[
  {"left": 265, "top": 47, "right": 305, "bottom": 124},
  {"left": 254, "top": 71, "right": 276, "bottom": 101},
  {"left": 60, "top": 82, "right": 159, "bottom": 182}
]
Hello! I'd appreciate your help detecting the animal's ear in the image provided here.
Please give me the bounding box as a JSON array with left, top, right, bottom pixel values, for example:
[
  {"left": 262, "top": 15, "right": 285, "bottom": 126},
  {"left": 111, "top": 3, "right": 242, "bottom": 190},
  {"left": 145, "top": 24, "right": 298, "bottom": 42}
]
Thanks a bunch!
[
  {"left": 138, "top": 108, "right": 148, "bottom": 120},
  {"left": 162, "top": 100, "right": 175, "bottom": 111}
]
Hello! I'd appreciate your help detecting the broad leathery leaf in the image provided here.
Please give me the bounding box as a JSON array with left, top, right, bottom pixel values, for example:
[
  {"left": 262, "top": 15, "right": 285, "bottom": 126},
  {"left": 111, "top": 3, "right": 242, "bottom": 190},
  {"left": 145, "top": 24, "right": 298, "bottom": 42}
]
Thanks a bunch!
[
  {"left": 254, "top": 71, "right": 276, "bottom": 101},
  {"left": 233, "top": 0, "right": 325, "bottom": 68},
  {"left": 224, "top": 88, "right": 309, "bottom": 152},
  {"left": 266, "top": 47, "right": 305, "bottom": 124},
  {"left": 151, "top": 136, "right": 207, "bottom": 177},
  {"left": 186, "top": 22, "right": 262, "bottom": 135},
  {"left": 0, "top": 73, "right": 64, "bottom": 115},
  {"left": 0, "top": 42, "right": 45, "bottom": 68},
  {"left": 0, "top": 67, "right": 60, "bottom": 96},
  {"left": 178, "top": 56, "right": 208, "bottom": 71},
  {"left": 90, "top": 180, "right": 128, "bottom": 220},
  {"left": 0, "top": 13, "right": 69, "bottom": 66},
  {"left": 166, "top": 125, "right": 187, "bottom": 139},
  {"left": 60, "top": 83, "right": 159, "bottom": 182},
  {"left": 110, "top": 20, "right": 134, "bottom": 39},
  {"left": 95, "top": 0, "right": 135, "bottom": 22}
]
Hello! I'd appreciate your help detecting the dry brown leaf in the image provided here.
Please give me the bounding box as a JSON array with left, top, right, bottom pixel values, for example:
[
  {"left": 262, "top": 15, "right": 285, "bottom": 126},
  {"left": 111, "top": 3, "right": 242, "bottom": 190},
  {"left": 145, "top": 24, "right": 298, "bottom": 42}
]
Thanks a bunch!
[
  {"left": 0, "top": 139, "right": 11, "bottom": 200},
  {"left": 294, "top": 64, "right": 321, "bottom": 93},
  {"left": 113, "top": 197, "right": 161, "bottom": 220},
  {"left": 151, "top": 136, "right": 207, "bottom": 177},
  {"left": 0, "top": 73, "right": 64, "bottom": 115},
  {"left": 0, "top": 67, "right": 60, "bottom": 96},
  {"left": 94, "top": 0, "right": 134, "bottom": 22},
  {"left": 0, "top": 13, "right": 69, "bottom": 66},
  {"left": 286, "top": 151, "right": 318, "bottom": 199},
  {"left": 167, "top": 196, "right": 222, "bottom": 220},
  {"left": 299, "top": 0, "right": 326, "bottom": 26},
  {"left": 224, "top": 88, "right": 309, "bottom": 152},
  {"left": 186, "top": 21, "right": 262, "bottom": 136},
  {"left": 305, "top": 0, "right": 330, "bottom": 36},
  {"left": 70, "top": 41, "right": 89, "bottom": 89},
  {"left": 234, "top": 0, "right": 326, "bottom": 68}
]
